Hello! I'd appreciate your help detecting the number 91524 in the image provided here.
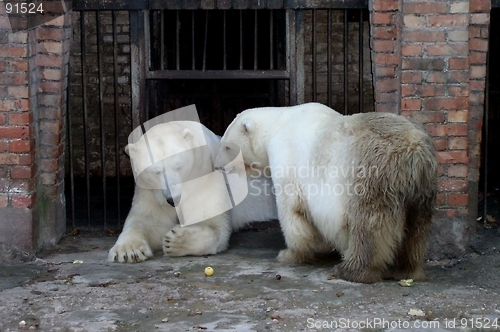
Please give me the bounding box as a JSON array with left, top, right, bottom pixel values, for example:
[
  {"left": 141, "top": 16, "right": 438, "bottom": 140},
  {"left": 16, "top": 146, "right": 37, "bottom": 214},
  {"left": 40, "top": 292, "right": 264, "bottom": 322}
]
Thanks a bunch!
[{"left": 5, "top": 2, "right": 44, "bottom": 14}]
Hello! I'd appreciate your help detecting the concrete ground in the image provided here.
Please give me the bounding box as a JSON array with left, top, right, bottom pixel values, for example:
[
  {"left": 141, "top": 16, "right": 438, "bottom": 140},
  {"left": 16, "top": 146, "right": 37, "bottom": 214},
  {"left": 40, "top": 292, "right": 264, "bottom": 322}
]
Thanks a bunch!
[{"left": 1, "top": 223, "right": 500, "bottom": 332}]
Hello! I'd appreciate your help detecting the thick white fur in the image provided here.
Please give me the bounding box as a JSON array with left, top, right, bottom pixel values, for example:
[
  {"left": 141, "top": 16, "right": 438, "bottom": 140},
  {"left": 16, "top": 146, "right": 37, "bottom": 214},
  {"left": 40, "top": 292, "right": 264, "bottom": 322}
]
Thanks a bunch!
[
  {"left": 218, "top": 102, "right": 437, "bottom": 283},
  {"left": 108, "top": 121, "right": 277, "bottom": 263}
]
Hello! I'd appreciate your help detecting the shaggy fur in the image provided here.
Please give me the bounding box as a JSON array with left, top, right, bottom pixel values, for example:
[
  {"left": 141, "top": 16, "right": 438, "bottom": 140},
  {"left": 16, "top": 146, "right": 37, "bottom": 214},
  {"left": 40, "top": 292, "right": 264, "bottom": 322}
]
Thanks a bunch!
[{"left": 218, "top": 103, "right": 437, "bottom": 283}]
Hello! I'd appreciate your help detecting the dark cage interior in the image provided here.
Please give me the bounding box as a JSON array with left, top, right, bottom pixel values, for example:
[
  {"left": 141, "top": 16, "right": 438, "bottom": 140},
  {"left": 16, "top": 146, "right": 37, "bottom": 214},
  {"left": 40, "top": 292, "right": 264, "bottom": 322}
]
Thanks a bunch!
[
  {"left": 65, "top": 7, "right": 372, "bottom": 230},
  {"left": 480, "top": 7, "right": 500, "bottom": 225}
]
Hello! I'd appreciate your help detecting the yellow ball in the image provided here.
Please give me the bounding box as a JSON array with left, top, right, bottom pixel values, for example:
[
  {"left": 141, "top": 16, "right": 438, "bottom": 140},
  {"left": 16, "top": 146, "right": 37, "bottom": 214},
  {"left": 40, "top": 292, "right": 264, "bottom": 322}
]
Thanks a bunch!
[{"left": 204, "top": 267, "right": 214, "bottom": 276}]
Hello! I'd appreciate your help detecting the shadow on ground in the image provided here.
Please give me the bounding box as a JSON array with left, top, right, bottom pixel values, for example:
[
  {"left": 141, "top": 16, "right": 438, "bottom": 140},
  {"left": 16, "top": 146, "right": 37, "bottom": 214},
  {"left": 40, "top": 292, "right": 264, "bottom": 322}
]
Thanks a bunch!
[{"left": 1, "top": 224, "right": 500, "bottom": 331}]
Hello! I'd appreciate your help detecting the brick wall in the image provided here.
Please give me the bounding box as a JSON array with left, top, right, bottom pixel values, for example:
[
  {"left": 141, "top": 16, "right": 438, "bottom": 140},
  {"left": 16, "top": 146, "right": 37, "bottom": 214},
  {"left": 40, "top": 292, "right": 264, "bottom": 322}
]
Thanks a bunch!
[
  {"left": 0, "top": 6, "right": 71, "bottom": 255},
  {"left": 370, "top": 0, "right": 490, "bottom": 259}
]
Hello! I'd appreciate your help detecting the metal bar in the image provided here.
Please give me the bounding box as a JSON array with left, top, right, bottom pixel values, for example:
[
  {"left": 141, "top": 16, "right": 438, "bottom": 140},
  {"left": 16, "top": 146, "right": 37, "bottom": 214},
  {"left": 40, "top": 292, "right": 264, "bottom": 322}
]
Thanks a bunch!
[
  {"left": 203, "top": 11, "right": 208, "bottom": 71},
  {"left": 254, "top": 10, "right": 258, "bottom": 70},
  {"left": 112, "top": 10, "right": 121, "bottom": 227},
  {"left": 96, "top": 11, "right": 107, "bottom": 228},
  {"left": 223, "top": 10, "right": 227, "bottom": 70},
  {"left": 130, "top": 10, "right": 148, "bottom": 128},
  {"left": 327, "top": 9, "right": 331, "bottom": 108},
  {"left": 67, "top": 16, "right": 76, "bottom": 230},
  {"left": 148, "top": 70, "right": 290, "bottom": 79},
  {"left": 312, "top": 9, "right": 317, "bottom": 102},
  {"left": 80, "top": 11, "right": 91, "bottom": 227},
  {"left": 270, "top": 10, "right": 274, "bottom": 70},
  {"left": 176, "top": 10, "right": 180, "bottom": 70},
  {"left": 161, "top": 10, "right": 165, "bottom": 70},
  {"left": 359, "top": 8, "right": 363, "bottom": 113},
  {"left": 343, "top": 9, "right": 348, "bottom": 115},
  {"left": 483, "top": 26, "right": 490, "bottom": 224},
  {"left": 288, "top": 9, "right": 298, "bottom": 105},
  {"left": 240, "top": 10, "right": 243, "bottom": 70},
  {"left": 192, "top": 10, "right": 195, "bottom": 70}
]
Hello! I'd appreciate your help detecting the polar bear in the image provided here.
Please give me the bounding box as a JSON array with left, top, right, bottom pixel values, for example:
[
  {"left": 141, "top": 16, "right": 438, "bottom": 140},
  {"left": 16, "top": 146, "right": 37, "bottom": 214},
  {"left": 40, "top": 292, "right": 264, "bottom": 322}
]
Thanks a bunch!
[
  {"left": 108, "top": 121, "right": 276, "bottom": 263},
  {"left": 217, "top": 102, "right": 438, "bottom": 283}
]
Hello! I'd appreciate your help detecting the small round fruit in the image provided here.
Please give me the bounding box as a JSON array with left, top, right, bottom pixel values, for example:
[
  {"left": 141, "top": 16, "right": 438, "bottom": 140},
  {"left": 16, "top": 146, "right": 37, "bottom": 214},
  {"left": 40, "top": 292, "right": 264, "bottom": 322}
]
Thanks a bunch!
[{"left": 204, "top": 267, "right": 214, "bottom": 276}]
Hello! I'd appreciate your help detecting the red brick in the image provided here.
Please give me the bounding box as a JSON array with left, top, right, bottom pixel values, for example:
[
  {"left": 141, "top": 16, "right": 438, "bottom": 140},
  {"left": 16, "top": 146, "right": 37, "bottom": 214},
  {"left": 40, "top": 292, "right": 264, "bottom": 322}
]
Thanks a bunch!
[
  {"left": 0, "top": 154, "right": 20, "bottom": 165},
  {"left": 9, "top": 140, "right": 31, "bottom": 153},
  {"left": 11, "top": 166, "right": 34, "bottom": 179},
  {"left": 470, "top": 13, "right": 489, "bottom": 25},
  {"left": 436, "top": 193, "right": 446, "bottom": 206},
  {"left": 402, "top": 111, "right": 445, "bottom": 124},
  {"left": 470, "top": 65, "right": 486, "bottom": 79},
  {"left": 403, "top": 31, "right": 446, "bottom": 42},
  {"left": 376, "top": 92, "right": 398, "bottom": 103},
  {"left": 422, "top": 85, "right": 446, "bottom": 97},
  {"left": 447, "top": 110, "right": 468, "bottom": 123},
  {"left": 373, "top": 54, "right": 399, "bottom": 65},
  {"left": 437, "top": 165, "right": 445, "bottom": 176},
  {"left": 426, "top": 124, "right": 468, "bottom": 136},
  {"left": 469, "top": 52, "right": 487, "bottom": 65},
  {"left": 18, "top": 154, "right": 34, "bottom": 165},
  {"left": 448, "top": 71, "right": 469, "bottom": 84},
  {"left": 470, "top": 0, "right": 491, "bottom": 12},
  {"left": 448, "top": 165, "right": 468, "bottom": 177},
  {"left": 401, "top": 71, "right": 422, "bottom": 84},
  {"left": 40, "top": 159, "right": 58, "bottom": 172},
  {"left": 41, "top": 41, "right": 63, "bottom": 54},
  {"left": 7, "top": 86, "right": 29, "bottom": 99},
  {"left": 0, "top": 113, "right": 5, "bottom": 125},
  {"left": 433, "top": 139, "right": 447, "bottom": 151},
  {"left": 372, "top": 13, "right": 394, "bottom": 25},
  {"left": 403, "top": 2, "right": 447, "bottom": 14},
  {"left": 0, "top": 141, "right": 7, "bottom": 153},
  {"left": 470, "top": 38, "right": 489, "bottom": 52},
  {"left": 0, "top": 73, "right": 28, "bottom": 86},
  {"left": 448, "top": 85, "right": 469, "bottom": 97},
  {"left": 373, "top": 0, "right": 399, "bottom": 11},
  {"left": 470, "top": 92, "right": 485, "bottom": 104},
  {"left": 448, "top": 194, "right": 468, "bottom": 206},
  {"left": 39, "top": 82, "right": 62, "bottom": 94},
  {"left": 401, "top": 45, "right": 423, "bottom": 56},
  {"left": 404, "top": 15, "right": 426, "bottom": 28},
  {"left": 0, "top": 100, "right": 29, "bottom": 112},
  {"left": 372, "top": 27, "right": 397, "bottom": 39},
  {"left": 0, "top": 46, "right": 27, "bottom": 57},
  {"left": 437, "top": 151, "right": 469, "bottom": 164},
  {"left": 372, "top": 40, "right": 396, "bottom": 53},
  {"left": 427, "top": 44, "right": 468, "bottom": 56},
  {"left": 0, "top": 194, "right": 7, "bottom": 208},
  {"left": 35, "top": 54, "right": 63, "bottom": 68},
  {"left": 11, "top": 194, "right": 34, "bottom": 208},
  {"left": 401, "top": 98, "right": 421, "bottom": 111},
  {"left": 428, "top": 14, "right": 468, "bottom": 27},
  {"left": 438, "top": 178, "right": 467, "bottom": 191},
  {"left": 7, "top": 60, "right": 28, "bottom": 72},
  {"left": 427, "top": 72, "right": 447, "bottom": 84},
  {"left": 0, "top": 126, "right": 29, "bottom": 138},
  {"left": 375, "top": 67, "right": 396, "bottom": 77},
  {"left": 41, "top": 68, "right": 62, "bottom": 81},
  {"left": 426, "top": 97, "right": 467, "bottom": 111},
  {"left": 449, "top": 137, "right": 468, "bottom": 150},
  {"left": 376, "top": 79, "right": 398, "bottom": 92},
  {"left": 402, "top": 58, "right": 445, "bottom": 71},
  {"left": 449, "top": 58, "right": 468, "bottom": 70},
  {"left": 37, "top": 27, "right": 65, "bottom": 41},
  {"left": 40, "top": 133, "right": 61, "bottom": 145},
  {"left": 8, "top": 112, "right": 31, "bottom": 125},
  {"left": 40, "top": 120, "right": 61, "bottom": 133},
  {"left": 0, "top": 61, "right": 5, "bottom": 71}
]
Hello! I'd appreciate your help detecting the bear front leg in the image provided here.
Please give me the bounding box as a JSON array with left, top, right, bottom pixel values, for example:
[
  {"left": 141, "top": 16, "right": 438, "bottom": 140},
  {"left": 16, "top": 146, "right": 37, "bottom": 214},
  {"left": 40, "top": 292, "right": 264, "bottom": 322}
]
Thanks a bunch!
[
  {"left": 163, "top": 216, "right": 231, "bottom": 257},
  {"left": 275, "top": 182, "right": 325, "bottom": 264}
]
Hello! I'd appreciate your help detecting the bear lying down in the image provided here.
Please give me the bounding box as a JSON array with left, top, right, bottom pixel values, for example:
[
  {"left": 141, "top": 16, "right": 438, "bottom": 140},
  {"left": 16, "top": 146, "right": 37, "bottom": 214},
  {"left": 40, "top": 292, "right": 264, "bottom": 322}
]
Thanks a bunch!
[
  {"left": 217, "top": 102, "right": 437, "bottom": 284},
  {"left": 108, "top": 121, "right": 277, "bottom": 263}
]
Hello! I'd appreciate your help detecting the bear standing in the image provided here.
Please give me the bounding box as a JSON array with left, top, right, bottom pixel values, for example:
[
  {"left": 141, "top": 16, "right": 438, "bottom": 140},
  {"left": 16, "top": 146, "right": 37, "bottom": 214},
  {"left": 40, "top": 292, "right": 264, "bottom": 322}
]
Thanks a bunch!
[{"left": 217, "top": 102, "right": 438, "bottom": 283}]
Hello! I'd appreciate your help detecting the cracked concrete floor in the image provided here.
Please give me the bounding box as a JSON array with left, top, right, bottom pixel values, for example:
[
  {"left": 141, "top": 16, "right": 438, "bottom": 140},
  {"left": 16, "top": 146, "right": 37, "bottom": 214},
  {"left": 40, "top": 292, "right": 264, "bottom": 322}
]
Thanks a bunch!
[{"left": 1, "top": 224, "right": 500, "bottom": 332}]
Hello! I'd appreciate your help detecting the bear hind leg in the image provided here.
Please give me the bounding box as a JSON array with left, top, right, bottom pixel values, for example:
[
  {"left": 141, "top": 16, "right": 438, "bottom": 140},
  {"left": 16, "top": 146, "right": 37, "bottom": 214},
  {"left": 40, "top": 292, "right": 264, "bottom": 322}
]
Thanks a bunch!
[{"left": 389, "top": 208, "right": 431, "bottom": 281}]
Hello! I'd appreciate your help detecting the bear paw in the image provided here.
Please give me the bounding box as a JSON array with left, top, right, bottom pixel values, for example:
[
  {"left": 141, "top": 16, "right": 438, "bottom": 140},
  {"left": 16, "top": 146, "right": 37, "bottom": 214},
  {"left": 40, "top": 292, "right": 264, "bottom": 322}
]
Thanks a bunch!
[
  {"left": 108, "top": 238, "right": 153, "bottom": 263},
  {"left": 163, "top": 226, "right": 194, "bottom": 257}
]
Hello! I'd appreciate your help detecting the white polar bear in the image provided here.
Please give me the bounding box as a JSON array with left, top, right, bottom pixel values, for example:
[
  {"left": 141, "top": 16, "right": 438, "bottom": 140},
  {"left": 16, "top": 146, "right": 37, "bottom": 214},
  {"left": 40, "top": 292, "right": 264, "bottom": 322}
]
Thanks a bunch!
[
  {"left": 108, "top": 121, "right": 276, "bottom": 263},
  {"left": 217, "top": 103, "right": 438, "bottom": 283}
]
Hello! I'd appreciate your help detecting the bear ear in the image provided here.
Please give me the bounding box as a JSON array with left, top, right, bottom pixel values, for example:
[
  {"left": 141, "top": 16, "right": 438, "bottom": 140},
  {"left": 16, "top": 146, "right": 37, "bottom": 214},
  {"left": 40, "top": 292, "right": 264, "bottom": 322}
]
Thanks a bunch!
[
  {"left": 124, "top": 144, "right": 132, "bottom": 156},
  {"left": 241, "top": 120, "right": 252, "bottom": 133},
  {"left": 182, "top": 128, "right": 193, "bottom": 140}
]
